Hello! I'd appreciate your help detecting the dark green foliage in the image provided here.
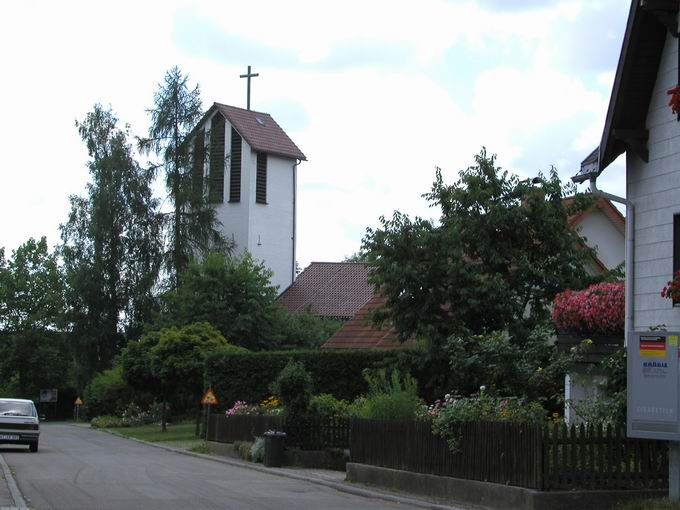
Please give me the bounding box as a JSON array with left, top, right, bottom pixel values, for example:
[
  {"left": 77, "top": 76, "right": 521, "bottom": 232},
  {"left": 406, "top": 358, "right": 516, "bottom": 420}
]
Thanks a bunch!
[
  {"left": 271, "top": 361, "right": 313, "bottom": 417},
  {"left": 158, "top": 252, "right": 341, "bottom": 350},
  {"left": 61, "top": 105, "right": 162, "bottom": 385},
  {"left": 309, "top": 394, "right": 349, "bottom": 418},
  {"left": 353, "top": 369, "right": 422, "bottom": 420},
  {"left": 205, "top": 349, "right": 399, "bottom": 408},
  {"left": 160, "top": 252, "right": 277, "bottom": 350},
  {"left": 363, "top": 149, "right": 594, "bottom": 350},
  {"left": 84, "top": 366, "right": 138, "bottom": 418},
  {"left": 139, "top": 66, "right": 228, "bottom": 285}
]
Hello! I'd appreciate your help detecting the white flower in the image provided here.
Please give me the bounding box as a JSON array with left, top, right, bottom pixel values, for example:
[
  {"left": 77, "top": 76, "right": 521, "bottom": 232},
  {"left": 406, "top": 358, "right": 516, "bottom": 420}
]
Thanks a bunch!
[
  {"left": 445, "top": 393, "right": 451, "bottom": 399},
  {"left": 480, "top": 385, "right": 486, "bottom": 392}
]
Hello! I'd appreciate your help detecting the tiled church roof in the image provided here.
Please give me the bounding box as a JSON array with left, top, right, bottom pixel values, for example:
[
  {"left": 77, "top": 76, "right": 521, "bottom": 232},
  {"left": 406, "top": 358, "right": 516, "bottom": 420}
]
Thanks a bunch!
[{"left": 276, "top": 262, "right": 374, "bottom": 319}]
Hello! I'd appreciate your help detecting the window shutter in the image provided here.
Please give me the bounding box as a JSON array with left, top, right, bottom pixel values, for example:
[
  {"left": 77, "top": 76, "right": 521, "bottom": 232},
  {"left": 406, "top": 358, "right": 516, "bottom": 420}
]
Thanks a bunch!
[
  {"left": 209, "top": 114, "right": 225, "bottom": 203},
  {"left": 256, "top": 153, "right": 267, "bottom": 204},
  {"left": 191, "top": 129, "right": 205, "bottom": 198},
  {"left": 229, "top": 127, "right": 242, "bottom": 202}
]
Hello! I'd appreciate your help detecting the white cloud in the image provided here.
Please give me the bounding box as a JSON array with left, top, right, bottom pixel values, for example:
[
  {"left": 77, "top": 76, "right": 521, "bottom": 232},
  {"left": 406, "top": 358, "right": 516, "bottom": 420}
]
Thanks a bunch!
[{"left": 0, "top": 0, "right": 628, "bottom": 272}]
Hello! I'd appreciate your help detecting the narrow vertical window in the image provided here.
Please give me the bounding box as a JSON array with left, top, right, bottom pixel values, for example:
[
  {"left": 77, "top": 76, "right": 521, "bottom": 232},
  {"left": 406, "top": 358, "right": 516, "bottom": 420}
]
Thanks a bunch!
[
  {"left": 673, "top": 214, "right": 680, "bottom": 305},
  {"left": 191, "top": 128, "right": 205, "bottom": 198},
  {"left": 209, "top": 114, "right": 225, "bottom": 203},
  {"left": 256, "top": 153, "right": 267, "bottom": 204},
  {"left": 229, "top": 127, "right": 242, "bottom": 203}
]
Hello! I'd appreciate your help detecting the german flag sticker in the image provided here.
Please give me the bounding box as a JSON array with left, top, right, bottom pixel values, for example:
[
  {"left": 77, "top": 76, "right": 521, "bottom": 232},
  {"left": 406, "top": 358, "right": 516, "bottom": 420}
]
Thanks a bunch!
[{"left": 640, "top": 335, "right": 667, "bottom": 357}]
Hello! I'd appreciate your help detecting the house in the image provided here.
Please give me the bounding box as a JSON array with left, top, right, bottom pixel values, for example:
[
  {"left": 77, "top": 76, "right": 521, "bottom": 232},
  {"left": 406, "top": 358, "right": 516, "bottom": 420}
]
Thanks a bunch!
[
  {"left": 188, "top": 103, "right": 306, "bottom": 293},
  {"left": 573, "top": 0, "right": 680, "bottom": 335}
]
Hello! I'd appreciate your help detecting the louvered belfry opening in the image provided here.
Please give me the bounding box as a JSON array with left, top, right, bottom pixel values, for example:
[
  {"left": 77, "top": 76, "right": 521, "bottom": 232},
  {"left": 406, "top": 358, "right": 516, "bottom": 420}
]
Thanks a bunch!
[
  {"left": 191, "top": 128, "right": 205, "bottom": 199},
  {"left": 209, "top": 114, "right": 225, "bottom": 203},
  {"left": 229, "top": 127, "right": 242, "bottom": 203},
  {"left": 256, "top": 152, "right": 267, "bottom": 204}
]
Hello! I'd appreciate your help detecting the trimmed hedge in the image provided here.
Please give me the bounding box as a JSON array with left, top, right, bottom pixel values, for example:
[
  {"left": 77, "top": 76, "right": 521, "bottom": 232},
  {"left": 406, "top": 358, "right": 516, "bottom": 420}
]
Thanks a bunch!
[{"left": 205, "top": 349, "right": 400, "bottom": 408}]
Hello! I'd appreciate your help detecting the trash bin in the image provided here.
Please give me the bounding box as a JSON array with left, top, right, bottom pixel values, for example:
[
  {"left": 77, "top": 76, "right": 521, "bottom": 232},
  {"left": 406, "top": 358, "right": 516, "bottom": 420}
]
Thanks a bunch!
[{"left": 264, "top": 431, "right": 286, "bottom": 467}]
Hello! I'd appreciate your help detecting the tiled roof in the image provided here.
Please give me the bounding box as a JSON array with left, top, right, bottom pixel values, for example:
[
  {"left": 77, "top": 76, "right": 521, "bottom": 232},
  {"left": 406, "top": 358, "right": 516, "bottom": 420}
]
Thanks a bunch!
[
  {"left": 276, "top": 262, "right": 374, "bottom": 319},
  {"left": 214, "top": 103, "right": 306, "bottom": 161},
  {"left": 321, "top": 295, "right": 413, "bottom": 350}
]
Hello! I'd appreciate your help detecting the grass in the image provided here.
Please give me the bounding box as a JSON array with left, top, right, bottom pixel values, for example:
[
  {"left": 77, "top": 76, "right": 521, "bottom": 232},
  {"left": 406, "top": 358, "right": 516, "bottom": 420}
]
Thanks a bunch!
[
  {"left": 106, "top": 422, "right": 198, "bottom": 443},
  {"left": 615, "top": 499, "right": 680, "bottom": 510}
]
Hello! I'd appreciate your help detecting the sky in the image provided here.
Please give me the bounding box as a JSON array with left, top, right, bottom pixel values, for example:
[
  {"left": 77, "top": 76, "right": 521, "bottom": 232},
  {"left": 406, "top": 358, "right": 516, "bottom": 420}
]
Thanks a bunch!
[{"left": 0, "top": 0, "right": 630, "bottom": 269}]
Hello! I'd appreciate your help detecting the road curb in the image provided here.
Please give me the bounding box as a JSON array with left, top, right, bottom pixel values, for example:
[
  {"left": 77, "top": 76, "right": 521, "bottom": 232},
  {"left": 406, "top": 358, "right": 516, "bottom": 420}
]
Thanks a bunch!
[
  {"left": 0, "top": 453, "right": 28, "bottom": 509},
  {"left": 94, "top": 426, "right": 464, "bottom": 510}
]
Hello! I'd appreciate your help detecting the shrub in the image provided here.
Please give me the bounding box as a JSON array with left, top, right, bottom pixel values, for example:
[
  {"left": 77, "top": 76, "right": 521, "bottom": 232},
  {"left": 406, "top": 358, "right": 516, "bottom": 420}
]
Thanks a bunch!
[
  {"left": 206, "top": 349, "right": 398, "bottom": 409},
  {"left": 353, "top": 369, "right": 422, "bottom": 421},
  {"left": 552, "top": 281, "right": 624, "bottom": 335},
  {"left": 251, "top": 437, "right": 265, "bottom": 463},
  {"left": 431, "top": 389, "right": 546, "bottom": 450},
  {"left": 89, "top": 402, "right": 161, "bottom": 428},
  {"left": 84, "top": 365, "right": 138, "bottom": 418},
  {"left": 271, "top": 360, "right": 313, "bottom": 418},
  {"left": 309, "top": 394, "right": 349, "bottom": 418}
]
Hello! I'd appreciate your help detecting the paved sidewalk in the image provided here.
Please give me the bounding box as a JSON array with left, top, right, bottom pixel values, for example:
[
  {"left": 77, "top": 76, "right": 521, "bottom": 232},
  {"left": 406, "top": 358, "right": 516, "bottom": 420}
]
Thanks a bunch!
[{"left": 0, "top": 469, "right": 13, "bottom": 508}]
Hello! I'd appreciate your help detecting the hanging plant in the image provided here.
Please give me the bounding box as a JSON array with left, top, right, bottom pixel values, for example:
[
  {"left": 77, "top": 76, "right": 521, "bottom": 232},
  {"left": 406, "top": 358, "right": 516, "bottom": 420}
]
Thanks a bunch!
[
  {"left": 661, "top": 269, "right": 680, "bottom": 303},
  {"left": 667, "top": 85, "right": 680, "bottom": 114}
]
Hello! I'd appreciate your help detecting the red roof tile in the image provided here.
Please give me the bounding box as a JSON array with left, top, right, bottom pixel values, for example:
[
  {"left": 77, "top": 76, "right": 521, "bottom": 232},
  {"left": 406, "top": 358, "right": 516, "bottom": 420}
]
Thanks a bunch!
[
  {"left": 321, "top": 295, "right": 413, "bottom": 350},
  {"left": 214, "top": 103, "right": 306, "bottom": 161},
  {"left": 276, "top": 262, "right": 374, "bottom": 319}
]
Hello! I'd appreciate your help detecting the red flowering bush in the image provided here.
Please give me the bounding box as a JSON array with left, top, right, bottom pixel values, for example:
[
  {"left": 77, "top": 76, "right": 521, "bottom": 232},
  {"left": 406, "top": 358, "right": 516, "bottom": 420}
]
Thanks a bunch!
[
  {"left": 668, "top": 85, "right": 680, "bottom": 114},
  {"left": 552, "top": 282, "right": 624, "bottom": 335},
  {"left": 661, "top": 269, "right": 680, "bottom": 302}
]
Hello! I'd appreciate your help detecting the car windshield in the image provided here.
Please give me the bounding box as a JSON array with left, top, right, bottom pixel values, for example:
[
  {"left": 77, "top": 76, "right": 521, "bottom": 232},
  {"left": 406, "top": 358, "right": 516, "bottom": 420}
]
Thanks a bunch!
[{"left": 0, "top": 401, "right": 35, "bottom": 417}]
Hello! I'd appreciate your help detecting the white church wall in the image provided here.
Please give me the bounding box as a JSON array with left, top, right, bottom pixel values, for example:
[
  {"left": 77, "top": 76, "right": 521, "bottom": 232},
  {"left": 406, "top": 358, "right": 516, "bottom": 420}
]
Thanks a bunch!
[
  {"left": 628, "top": 27, "right": 680, "bottom": 332},
  {"left": 213, "top": 117, "right": 250, "bottom": 257},
  {"left": 577, "top": 210, "right": 624, "bottom": 270},
  {"left": 247, "top": 152, "right": 295, "bottom": 293}
]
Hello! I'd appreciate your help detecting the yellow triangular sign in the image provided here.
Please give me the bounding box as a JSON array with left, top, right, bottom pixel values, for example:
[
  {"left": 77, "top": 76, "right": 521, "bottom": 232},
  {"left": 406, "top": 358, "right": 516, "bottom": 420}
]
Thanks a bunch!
[
  {"left": 201, "top": 388, "right": 218, "bottom": 405},
  {"left": 75, "top": 397, "right": 83, "bottom": 406}
]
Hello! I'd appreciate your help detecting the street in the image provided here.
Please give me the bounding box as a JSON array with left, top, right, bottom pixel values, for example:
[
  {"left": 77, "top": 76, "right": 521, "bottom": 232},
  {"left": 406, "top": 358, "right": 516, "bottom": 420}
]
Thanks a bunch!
[{"left": 0, "top": 423, "right": 416, "bottom": 510}]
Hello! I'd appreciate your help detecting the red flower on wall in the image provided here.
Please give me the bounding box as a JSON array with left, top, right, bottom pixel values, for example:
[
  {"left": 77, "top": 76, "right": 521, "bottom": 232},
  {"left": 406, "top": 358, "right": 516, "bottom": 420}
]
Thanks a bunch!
[
  {"left": 667, "top": 85, "right": 680, "bottom": 114},
  {"left": 661, "top": 269, "right": 680, "bottom": 303}
]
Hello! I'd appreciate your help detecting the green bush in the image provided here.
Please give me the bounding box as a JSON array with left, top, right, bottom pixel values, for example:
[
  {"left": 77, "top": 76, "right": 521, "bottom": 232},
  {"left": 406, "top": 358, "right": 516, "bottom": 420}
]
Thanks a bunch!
[
  {"left": 205, "top": 349, "right": 399, "bottom": 409},
  {"left": 431, "top": 390, "right": 546, "bottom": 451},
  {"left": 271, "top": 360, "right": 313, "bottom": 418},
  {"left": 309, "top": 394, "right": 349, "bottom": 418},
  {"left": 353, "top": 369, "right": 422, "bottom": 421},
  {"left": 89, "top": 402, "right": 161, "bottom": 428},
  {"left": 84, "top": 365, "right": 139, "bottom": 418},
  {"left": 251, "top": 437, "right": 265, "bottom": 463}
]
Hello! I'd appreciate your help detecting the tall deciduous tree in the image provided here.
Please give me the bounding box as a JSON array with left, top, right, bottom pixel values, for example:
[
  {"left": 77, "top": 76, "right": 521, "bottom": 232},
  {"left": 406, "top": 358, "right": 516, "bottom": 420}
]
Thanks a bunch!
[
  {"left": 139, "top": 66, "right": 228, "bottom": 286},
  {"left": 363, "top": 149, "right": 594, "bottom": 350},
  {"left": 61, "top": 105, "right": 162, "bottom": 385}
]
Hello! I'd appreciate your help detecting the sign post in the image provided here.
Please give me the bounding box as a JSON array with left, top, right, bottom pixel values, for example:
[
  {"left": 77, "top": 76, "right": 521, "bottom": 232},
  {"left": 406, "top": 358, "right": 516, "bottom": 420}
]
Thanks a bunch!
[
  {"left": 627, "top": 331, "right": 680, "bottom": 499},
  {"left": 201, "top": 388, "right": 219, "bottom": 439},
  {"left": 74, "top": 397, "right": 83, "bottom": 422}
]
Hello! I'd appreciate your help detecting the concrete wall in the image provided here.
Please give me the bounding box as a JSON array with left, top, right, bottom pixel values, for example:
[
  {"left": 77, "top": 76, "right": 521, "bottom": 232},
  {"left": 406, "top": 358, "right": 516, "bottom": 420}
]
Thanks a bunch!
[
  {"left": 246, "top": 151, "right": 295, "bottom": 293},
  {"left": 628, "top": 27, "right": 680, "bottom": 331}
]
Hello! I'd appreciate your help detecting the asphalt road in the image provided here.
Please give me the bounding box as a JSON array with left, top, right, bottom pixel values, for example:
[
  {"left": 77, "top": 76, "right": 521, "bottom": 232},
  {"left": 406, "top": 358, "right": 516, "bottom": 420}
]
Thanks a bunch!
[{"left": 0, "top": 423, "right": 414, "bottom": 510}]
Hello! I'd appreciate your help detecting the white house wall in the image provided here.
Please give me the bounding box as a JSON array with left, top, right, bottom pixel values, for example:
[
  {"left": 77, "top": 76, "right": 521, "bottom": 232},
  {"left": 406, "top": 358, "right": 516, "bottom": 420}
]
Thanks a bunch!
[
  {"left": 628, "top": 28, "right": 680, "bottom": 331},
  {"left": 577, "top": 210, "right": 625, "bottom": 270}
]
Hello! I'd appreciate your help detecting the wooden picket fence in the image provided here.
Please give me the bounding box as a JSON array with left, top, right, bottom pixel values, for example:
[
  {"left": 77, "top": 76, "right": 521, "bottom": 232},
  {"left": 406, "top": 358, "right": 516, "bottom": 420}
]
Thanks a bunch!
[
  {"left": 207, "top": 414, "right": 350, "bottom": 450},
  {"left": 350, "top": 419, "right": 668, "bottom": 491}
]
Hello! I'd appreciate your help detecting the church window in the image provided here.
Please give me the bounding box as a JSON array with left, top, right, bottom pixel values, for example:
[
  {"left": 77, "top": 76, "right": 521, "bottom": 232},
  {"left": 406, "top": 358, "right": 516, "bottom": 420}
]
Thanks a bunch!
[
  {"left": 256, "top": 153, "right": 267, "bottom": 204},
  {"left": 191, "top": 128, "right": 205, "bottom": 198},
  {"left": 209, "top": 114, "right": 225, "bottom": 203},
  {"left": 229, "top": 127, "right": 242, "bottom": 203}
]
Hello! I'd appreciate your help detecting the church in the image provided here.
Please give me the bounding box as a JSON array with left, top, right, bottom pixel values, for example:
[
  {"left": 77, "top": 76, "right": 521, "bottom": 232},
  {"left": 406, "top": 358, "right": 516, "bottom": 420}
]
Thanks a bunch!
[{"left": 187, "top": 92, "right": 306, "bottom": 293}]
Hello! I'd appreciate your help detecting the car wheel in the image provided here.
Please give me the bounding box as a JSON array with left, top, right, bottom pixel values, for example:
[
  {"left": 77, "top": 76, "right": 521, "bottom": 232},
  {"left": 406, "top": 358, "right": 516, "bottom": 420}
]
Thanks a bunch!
[{"left": 29, "top": 442, "right": 38, "bottom": 453}]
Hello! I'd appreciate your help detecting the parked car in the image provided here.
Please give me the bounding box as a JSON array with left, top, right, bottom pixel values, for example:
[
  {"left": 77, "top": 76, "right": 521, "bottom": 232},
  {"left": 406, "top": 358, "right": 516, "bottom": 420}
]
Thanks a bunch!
[{"left": 0, "top": 398, "right": 40, "bottom": 452}]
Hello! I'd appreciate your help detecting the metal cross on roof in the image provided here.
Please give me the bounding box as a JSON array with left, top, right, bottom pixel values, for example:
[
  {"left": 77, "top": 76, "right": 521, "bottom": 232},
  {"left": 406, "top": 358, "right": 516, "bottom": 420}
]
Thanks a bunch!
[{"left": 239, "top": 65, "right": 259, "bottom": 111}]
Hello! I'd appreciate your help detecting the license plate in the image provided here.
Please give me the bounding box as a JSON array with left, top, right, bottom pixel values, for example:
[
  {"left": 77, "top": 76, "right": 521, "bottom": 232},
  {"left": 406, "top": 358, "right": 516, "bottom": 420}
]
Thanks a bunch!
[{"left": 0, "top": 434, "right": 19, "bottom": 440}]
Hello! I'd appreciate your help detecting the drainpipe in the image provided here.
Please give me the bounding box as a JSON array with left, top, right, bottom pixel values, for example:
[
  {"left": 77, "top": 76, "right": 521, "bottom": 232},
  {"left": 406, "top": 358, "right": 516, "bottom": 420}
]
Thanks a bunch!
[
  {"left": 292, "top": 159, "right": 301, "bottom": 284},
  {"left": 588, "top": 177, "right": 634, "bottom": 347}
]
